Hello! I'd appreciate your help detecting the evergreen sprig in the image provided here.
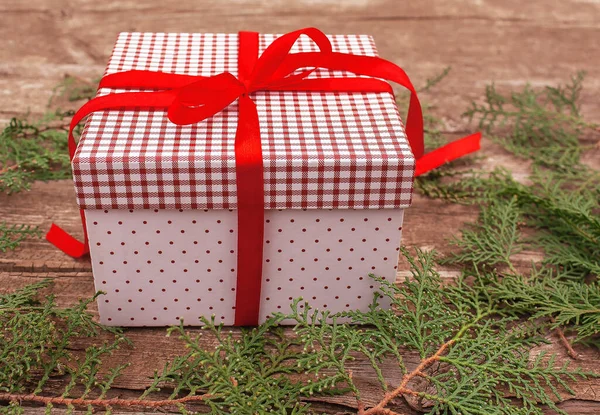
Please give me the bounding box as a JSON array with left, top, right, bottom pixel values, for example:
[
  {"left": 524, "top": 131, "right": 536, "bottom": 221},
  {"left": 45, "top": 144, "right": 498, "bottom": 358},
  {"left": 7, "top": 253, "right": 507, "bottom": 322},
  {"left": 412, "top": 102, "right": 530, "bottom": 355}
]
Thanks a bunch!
[
  {"left": 443, "top": 197, "right": 525, "bottom": 274},
  {"left": 0, "top": 114, "right": 73, "bottom": 194},
  {"left": 463, "top": 72, "right": 596, "bottom": 174},
  {"left": 0, "top": 281, "right": 125, "bottom": 395},
  {"left": 283, "top": 248, "right": 594, "bottom": 415},
  {"left": 0, "top": 223, "right": 42, "bottom": 252},
  {"left": 418, "top": 73, "right": 599, "bottom": 349},
  {"left": 0, "top": 75, "right": 94, "bottom": 251}
]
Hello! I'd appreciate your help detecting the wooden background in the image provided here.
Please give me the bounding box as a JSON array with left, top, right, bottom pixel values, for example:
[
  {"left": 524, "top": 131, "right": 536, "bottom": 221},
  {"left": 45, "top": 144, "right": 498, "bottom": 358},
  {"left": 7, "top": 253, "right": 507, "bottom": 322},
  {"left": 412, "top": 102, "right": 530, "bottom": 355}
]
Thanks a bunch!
[{"left": 1, "top": 0, "right": 599, "bottom": 413}]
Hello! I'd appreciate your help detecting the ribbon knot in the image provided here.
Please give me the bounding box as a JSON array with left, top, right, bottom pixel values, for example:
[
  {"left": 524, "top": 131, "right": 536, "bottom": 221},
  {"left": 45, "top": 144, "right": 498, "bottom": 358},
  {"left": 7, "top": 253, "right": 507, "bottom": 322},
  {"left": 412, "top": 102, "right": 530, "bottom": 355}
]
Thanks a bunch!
[{"left": 48, "top": 27, "right": 481, "bottom": 327}]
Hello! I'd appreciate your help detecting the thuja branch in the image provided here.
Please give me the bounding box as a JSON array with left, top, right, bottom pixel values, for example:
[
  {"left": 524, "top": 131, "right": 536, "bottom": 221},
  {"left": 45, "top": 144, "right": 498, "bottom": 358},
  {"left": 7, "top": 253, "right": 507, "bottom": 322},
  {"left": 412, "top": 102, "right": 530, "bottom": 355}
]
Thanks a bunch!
[
  {"left": 0, "top": 393, "right": 210, "bottom": 409},
  {"left": 358, "top": 339, "right": 456, "bottom": 415}
]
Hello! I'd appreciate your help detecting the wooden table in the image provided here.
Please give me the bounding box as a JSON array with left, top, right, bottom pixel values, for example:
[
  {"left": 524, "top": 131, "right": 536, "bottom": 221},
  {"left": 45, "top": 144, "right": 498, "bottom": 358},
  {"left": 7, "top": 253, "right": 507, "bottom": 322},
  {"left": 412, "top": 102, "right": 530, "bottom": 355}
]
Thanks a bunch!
[{"left": 1, "top": 1, "right": 599, "bottom": 413}]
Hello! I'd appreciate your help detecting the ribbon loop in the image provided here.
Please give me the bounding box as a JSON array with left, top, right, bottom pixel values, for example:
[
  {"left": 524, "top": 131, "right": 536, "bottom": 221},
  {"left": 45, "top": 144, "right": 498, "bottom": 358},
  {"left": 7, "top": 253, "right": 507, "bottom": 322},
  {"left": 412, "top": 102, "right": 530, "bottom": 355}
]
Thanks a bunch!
[{"left": 250, "top": 27, "right": 332, "bottom": 89}]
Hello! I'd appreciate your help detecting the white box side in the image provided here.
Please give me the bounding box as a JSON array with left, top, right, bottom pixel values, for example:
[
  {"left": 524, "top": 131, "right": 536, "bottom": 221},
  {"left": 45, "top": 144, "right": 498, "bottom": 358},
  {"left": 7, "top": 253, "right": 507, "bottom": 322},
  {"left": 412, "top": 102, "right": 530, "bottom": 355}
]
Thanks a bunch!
[{"left": 86, "top": 208, "right": 404, "bottom": 326}]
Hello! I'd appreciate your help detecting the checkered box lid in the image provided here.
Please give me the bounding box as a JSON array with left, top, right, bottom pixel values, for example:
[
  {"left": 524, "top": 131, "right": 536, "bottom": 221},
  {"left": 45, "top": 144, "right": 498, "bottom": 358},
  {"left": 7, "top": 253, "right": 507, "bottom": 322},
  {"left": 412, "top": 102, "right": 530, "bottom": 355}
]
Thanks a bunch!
[{"left": 72, "top": 32, "right": 415, "bottom": 211}]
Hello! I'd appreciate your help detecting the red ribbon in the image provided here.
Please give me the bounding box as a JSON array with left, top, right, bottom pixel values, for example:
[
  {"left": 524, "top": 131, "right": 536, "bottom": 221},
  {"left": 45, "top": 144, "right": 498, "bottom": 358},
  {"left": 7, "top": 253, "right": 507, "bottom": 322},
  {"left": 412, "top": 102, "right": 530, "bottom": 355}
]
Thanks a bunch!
[{"left": 46, "top": 28, "right": 481, "bottom": 325}]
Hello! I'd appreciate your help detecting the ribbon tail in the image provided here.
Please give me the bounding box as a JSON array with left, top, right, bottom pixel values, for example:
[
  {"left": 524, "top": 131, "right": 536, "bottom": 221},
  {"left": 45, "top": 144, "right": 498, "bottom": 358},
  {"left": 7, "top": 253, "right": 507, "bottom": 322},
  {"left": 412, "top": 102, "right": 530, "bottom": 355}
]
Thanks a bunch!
[
  {"left": 46, "top": 220, "right": 89, "bottom": 258},
  {"left": 414, "top": 132, "right": 481, "bottom": 177}
]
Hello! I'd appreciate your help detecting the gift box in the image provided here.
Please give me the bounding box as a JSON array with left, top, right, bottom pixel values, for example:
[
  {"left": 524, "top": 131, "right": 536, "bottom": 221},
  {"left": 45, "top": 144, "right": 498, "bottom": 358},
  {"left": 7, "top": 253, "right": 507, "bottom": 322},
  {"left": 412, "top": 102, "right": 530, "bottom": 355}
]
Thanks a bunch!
[{"left": 67, "top": 30, "right": 422, "bottom": 326}]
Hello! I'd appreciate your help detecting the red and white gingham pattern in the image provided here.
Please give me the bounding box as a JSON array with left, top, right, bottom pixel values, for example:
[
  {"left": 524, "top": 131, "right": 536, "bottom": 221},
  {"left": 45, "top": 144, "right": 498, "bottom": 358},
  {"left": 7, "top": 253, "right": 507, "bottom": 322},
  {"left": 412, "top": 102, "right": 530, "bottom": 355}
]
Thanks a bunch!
[{"left": 72, "top": 33, "right": 415, "bottom": 210}]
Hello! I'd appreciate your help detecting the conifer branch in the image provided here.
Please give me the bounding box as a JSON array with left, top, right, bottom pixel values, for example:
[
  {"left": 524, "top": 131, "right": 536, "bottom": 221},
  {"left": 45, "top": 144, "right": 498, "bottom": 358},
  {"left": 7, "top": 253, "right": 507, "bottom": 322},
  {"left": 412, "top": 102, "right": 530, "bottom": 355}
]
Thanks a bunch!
[
  {"left": 359, "top": 339, "right": 456, "bottom": 415},
  {"left": 0, "top": 393, "right": 209, "bottom": 409},
  {"left": 551, "top": 317, "right": 579, "bottom": 360}
]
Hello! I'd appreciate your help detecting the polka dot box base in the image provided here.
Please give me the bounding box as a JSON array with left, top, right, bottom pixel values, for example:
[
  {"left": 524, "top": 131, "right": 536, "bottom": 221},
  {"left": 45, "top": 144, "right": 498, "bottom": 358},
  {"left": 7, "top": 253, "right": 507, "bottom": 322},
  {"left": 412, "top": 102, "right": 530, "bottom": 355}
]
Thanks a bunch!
[{"left": 87, "top": 208, "right": 404, "bottom": 326}]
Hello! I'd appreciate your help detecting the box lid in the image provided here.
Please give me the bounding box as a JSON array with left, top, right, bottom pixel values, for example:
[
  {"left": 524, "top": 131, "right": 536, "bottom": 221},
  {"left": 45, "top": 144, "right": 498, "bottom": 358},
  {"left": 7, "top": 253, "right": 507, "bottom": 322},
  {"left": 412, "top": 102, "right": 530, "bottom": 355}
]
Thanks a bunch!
[{"left": 72, "top": 32, "right": 415, "bottom": 211}]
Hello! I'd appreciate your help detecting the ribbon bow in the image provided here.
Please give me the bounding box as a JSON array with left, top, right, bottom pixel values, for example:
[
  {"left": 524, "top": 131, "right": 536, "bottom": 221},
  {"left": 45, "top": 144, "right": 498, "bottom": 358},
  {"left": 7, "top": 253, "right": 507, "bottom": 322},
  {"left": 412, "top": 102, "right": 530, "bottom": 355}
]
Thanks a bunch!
[{"left": 48, "top": 28, "right": 481, "bottom": 326}]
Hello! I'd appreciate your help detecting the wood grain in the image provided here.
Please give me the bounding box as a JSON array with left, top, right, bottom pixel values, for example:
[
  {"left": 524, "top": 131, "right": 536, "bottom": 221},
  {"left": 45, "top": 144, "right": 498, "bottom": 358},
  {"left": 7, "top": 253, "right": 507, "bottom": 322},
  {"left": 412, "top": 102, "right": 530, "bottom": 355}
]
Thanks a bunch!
[{"left": 1, "top": 0, "right": 599, "bottom": 413}]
